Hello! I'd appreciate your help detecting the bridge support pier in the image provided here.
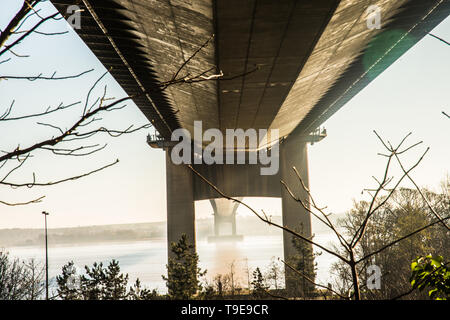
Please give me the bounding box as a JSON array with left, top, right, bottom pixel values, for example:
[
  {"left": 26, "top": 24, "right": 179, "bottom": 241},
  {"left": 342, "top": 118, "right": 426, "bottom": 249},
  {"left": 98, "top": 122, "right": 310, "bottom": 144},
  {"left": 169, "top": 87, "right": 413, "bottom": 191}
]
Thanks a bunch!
[
  {"left": 208, "top": 198, "right": 243, "bottom": 242},
  {"left": 165, "top": 149, "right": 196, "bottom": 259},
  {"left": 280, "top": 136, "right": 313, "bottom": 294}
]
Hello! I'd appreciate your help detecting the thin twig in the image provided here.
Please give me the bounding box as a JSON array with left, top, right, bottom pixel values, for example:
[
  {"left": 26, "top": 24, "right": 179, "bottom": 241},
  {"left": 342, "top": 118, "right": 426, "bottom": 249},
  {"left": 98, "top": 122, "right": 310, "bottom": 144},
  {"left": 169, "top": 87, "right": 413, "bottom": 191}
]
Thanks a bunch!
[
  {"left": 0, "top": 195, "right": 45, "bottom": 206},
  {"left": 357, "top": 215, "right": 450, "bottom": 264},
  {"left": 281, "top": 259, "right": 348, "bottom": 299},
  {"left": 0, "top": 159, "right": 119, "bottom": 188},
  {"left": 428, "top": 33, "right": 450, "bottom": 46}
]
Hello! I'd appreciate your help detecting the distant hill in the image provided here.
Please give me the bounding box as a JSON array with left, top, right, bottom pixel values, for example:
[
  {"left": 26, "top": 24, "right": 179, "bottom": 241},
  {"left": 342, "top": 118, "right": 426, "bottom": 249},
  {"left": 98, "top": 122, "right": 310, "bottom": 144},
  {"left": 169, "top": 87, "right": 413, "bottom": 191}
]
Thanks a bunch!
[
  {"left": 0, "top": 213, "right": 343, "bottom": 248},
  {"left": 0, "top": 221, "right": 165, "bottom": 247},
  {"left": 0, "top": 216, "right": 287, "bottom": 248}
]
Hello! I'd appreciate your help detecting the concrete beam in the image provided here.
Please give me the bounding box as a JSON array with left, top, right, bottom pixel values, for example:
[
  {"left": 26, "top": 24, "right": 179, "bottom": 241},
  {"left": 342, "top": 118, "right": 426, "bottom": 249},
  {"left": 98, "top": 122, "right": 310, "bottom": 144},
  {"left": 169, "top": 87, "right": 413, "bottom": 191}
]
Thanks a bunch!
[{"left": 192, "top": 154, "right": 281, "bottom": 201}]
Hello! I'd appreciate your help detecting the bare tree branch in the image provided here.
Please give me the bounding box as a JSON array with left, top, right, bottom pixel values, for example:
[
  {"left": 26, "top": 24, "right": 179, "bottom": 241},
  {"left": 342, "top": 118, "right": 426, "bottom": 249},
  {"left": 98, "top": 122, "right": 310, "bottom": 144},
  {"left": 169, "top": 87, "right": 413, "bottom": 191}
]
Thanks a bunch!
[
  {"left": 357, "top": 215, "right": 450, "bottom": 264},
  {"left": 0, "top": 92, "right": 137, "bottom": 164},
  {"left": 0, "top": 69, "right": 94, "bottom": 81},
  {"left": 350, "top": 131, "right": 430, "bottom": 248},
  {"left": 0, "top": 195, "right": 45, "bottom": 206},
  {"left": 171, "top": 34, "right": 215, "bottom": 81},
  {"left": 0, "top": 159, "right": 119, "bottom": 188},
  {"left": 392, "top": 152, "right": 449, "bottom": 230},
  {"left": 0, "top": 12, "right": 61, "bottom": 58},
  {"left": 281, "top": 167, "right": 351, "bottom": 251},
  {"left": 0, "top": 1, "right": 39, "bottom": 49},
  {"left": 0, "top": 101, "right": 81, "bottom": 122},
  {"left": 281, "top": 259, "right": 348, "bottom": 300},
  {"left": 428, "top": 33, "right": 450, "bottom": 46}
]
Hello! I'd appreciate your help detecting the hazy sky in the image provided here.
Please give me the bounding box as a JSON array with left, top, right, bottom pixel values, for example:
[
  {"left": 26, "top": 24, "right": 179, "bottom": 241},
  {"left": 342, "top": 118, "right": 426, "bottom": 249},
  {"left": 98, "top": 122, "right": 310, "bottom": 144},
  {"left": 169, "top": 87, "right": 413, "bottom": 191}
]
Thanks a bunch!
[{"left": 0, "top": 1, "right": 448, "bottom": 230}]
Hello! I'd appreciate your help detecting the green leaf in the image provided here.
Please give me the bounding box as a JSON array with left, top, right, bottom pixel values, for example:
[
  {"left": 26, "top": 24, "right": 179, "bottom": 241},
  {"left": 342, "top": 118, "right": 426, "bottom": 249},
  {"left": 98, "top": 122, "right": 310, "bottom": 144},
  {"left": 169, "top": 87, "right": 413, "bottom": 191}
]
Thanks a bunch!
[
  {"left": 430, "top": 258, "right": 442, "bottom": 268},
  {"left": 428, "top": 288, "right": 438, "bottom": 296}
]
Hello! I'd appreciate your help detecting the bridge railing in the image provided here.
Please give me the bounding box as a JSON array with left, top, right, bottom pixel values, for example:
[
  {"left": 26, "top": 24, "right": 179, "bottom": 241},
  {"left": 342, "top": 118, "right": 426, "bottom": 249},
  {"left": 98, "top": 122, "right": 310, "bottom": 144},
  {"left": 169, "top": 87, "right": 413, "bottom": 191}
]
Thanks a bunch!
[
  {"left": 147, "top": 133, "right": 165, "bottom": 144},
  {"left": 308, "top": 127, "right": 327, "bottom": 145}
]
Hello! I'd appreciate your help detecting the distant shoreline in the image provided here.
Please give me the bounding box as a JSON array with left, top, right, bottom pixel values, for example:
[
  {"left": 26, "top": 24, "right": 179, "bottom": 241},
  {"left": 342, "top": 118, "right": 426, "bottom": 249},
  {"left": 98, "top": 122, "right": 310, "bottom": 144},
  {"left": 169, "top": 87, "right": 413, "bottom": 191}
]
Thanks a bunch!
[
  {"left": 0, "top": 216, "right": 284, "bottom": 248},
  {"left": 2, "top": 237, "right": 168, "bottom": 250}
]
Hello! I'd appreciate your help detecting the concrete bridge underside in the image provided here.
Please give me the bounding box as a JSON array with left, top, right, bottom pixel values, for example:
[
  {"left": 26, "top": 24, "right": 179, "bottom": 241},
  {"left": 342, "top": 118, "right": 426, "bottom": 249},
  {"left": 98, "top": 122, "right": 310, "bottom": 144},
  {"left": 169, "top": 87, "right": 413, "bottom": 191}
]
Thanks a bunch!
[
  {"left": 53, "top": 0, "right": 450, "bottom": 291},
  {"left": 53, "top": 0, "right": 450, "bottom": 141}
]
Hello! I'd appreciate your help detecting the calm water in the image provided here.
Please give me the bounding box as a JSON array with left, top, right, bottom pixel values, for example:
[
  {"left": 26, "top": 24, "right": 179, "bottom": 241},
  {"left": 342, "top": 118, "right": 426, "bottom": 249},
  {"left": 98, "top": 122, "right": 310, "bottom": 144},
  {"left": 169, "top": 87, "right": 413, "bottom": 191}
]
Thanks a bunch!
[{"left": 4, "top": 234, "right": 338, "bottom": 294}]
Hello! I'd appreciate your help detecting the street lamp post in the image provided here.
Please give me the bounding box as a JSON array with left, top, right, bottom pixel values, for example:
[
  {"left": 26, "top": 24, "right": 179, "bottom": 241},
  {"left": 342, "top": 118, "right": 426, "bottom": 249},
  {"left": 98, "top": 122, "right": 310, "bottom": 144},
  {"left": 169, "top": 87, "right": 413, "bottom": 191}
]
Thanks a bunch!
[{"left": 42, "top": 211, "right": 49, "bottom": 300}]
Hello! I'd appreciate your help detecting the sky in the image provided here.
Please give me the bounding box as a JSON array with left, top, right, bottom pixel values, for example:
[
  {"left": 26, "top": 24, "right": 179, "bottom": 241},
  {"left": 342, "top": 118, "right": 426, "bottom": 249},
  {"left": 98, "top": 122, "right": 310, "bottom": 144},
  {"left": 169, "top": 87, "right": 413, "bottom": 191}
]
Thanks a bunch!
[{"left": 0, "top": 1, "right": 449, "bottom": 231}]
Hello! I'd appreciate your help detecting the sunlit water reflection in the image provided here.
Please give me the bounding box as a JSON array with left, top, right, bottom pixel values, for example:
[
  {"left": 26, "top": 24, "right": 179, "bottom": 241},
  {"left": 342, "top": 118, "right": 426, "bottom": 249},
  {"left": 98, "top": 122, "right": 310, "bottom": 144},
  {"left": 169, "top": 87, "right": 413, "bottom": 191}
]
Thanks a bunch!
[{"left": 4, "top": 233, "right": 338, "bottom": 294}]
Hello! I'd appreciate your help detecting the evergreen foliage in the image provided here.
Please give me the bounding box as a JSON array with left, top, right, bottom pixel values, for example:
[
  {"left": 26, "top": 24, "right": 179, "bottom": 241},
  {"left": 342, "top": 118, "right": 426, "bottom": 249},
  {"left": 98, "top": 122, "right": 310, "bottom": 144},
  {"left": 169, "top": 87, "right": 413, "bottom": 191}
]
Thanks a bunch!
[{"left": 162, "top": 233, "right": 207, "bottom": 299}]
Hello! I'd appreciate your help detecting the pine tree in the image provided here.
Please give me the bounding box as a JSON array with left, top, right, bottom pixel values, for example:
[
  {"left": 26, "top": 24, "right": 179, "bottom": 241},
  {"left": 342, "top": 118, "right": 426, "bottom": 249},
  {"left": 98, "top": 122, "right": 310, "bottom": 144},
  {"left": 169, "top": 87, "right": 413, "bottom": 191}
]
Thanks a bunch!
[
  {"left": 128, "top": 278, "right": 160, "bottom": 300},
  {"left": 57, "top": 260, "right": 155, "bottom": 300},
  {"left": 79, "top": 262, "right": 106, "bottom": 299},
  {"left": 102, "top": 259, "right": 128, "bottom": 299},
  {"left": 162, "top": 234, "right": 207, "bottom": 299},
  {"left": 287, "top": 227, "right": 318, "bottom": 297},
  {"left": 56, "top": 261, "right": 80, "bottom": 300},
  {"left": 251, "top": 267, "right": 269, "bottom": 298}
]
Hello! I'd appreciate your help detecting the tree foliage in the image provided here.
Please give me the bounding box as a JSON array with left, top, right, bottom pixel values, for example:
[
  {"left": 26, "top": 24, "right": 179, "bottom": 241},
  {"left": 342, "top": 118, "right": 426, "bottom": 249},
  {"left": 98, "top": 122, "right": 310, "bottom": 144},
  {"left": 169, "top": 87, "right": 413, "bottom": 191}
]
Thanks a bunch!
[
  {"left": 251, "top": 267, "right": 269, "bottom": 298},
  {"left": 285, "top": 226, "right": 318, "bottom": 297},
  {"left": 332, "top": 187, "right": 449, "bottom": 299},
  {"left": 265, "top": 257, "right": 284, "bottom": 291},
  {"left": 0, "top": 251, "right": 44, "bottom": 300},
  {"left": 162, "top": 234, "right": 206, "bottom": 299},
  {"left": 56, "top": 259, "right": 157, "bottom": 300},
  {"left": 128, "top": 278, "right": 160, "bottom": 300},
  {"left": 410, "top": 255, "right": 449, "bottom": 300}
]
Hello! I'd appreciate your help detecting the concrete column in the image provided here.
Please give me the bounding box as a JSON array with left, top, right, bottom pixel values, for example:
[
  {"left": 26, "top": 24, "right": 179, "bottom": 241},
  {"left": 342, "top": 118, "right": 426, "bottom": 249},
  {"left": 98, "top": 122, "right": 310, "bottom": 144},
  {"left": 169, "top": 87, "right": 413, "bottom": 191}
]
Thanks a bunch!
[
  {"left": 280, "top": 134, "right": 312, "bottom": 292},
  {"left": 209, "top": 198, "right": 241, "bottom": 237},
  {"left": 165, "top": 149, "right": 196, "bottom": 259},
  {"left": 231, "top": 213, "right": 236, "bottom": 236},
  {"left": 214, "top": 214, "right": 220, "bottom": 236}
]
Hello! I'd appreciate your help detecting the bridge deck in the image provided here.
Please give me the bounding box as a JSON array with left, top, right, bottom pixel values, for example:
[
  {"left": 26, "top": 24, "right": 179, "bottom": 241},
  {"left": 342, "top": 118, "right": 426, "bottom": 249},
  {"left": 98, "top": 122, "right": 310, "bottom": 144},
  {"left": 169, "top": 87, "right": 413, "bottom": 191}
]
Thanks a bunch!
[{"left": 53, "top": 0, "right": 450, "bottom": 142}]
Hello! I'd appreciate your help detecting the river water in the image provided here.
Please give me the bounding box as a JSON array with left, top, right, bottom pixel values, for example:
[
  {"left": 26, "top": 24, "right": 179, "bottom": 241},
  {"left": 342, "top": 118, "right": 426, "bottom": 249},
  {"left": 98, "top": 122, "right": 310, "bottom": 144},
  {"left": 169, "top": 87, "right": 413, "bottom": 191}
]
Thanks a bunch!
[{"left": 4, "top": 233, "right": 338, "bottom": 294}]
